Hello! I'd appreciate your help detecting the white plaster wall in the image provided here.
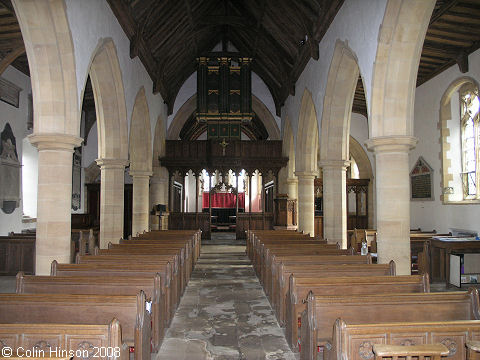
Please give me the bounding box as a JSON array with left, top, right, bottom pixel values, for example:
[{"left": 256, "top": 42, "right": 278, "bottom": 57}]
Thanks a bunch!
[
  {"left": 410, "top": 48, "right": 480, "bottom": 234},
  {"left": 65, "top": 0, "right": 168, "bottom": 152},
  {"left": 21, "top": 137, "right": 37, "bottom": 219},
  {"left": 0, "top": 66, "right": 32, "bottom": 235},
  {"left": 281, "top": 0, "right": 387, "bottom": 148}
]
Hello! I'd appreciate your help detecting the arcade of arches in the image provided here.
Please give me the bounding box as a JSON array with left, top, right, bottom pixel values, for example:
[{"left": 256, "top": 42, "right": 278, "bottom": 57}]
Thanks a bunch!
[{"left": 1, "top": 1, "right": 480, "bottom": 280}]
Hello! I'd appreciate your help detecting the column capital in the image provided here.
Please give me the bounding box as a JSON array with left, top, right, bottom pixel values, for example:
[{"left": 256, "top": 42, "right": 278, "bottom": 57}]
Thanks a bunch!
[
  {"left": 286, "top": 177, "right": 298, "bottom": 185},
  {"left": 319, "top": 159, "right": 351, "bottom": 171},
  {"left": 28, "top": 133, "right": 83, "bottom": 151},
  {"left": 365, "top": 136, "right": 418, "bottom": 153},
  {"left": 295, "top": 171, "right": 317, "bottom": 179},
  {"left": 129, "top": 170, "right": 153, "bottom": 178},
  {"left": 96, "top": 158, "right": 129, "bottom": 169}
]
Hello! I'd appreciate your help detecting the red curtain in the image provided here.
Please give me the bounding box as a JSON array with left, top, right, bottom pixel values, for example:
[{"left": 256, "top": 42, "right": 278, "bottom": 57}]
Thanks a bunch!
[{"left": 203, "top": 192, "right": 245, "bottom": 208}]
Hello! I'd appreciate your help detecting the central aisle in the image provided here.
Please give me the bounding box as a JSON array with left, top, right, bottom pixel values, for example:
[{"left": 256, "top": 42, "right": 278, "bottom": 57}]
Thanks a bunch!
[{"left": 156, "top": 233, "right": 297, "bottom": 360}]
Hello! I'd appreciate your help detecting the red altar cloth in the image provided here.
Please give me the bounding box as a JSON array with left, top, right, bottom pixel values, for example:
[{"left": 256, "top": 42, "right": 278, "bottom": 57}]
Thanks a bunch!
[{"left": 203, "top": 192, "right": 245, "bottom": 208}]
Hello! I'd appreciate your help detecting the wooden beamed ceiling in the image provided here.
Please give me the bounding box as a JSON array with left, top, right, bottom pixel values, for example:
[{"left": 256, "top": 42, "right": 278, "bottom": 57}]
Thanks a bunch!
[
  {"left": 0, "top": 0, "right": 479, "bottom": 120},
  {"left": 107, "top": 0, "right": 345, "bottom": 115}
]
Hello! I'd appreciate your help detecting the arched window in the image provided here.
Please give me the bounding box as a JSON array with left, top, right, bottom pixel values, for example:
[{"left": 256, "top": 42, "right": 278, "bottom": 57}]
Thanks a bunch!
[{"left": 460, "top": 84, "right": 479, "bottom": 199}]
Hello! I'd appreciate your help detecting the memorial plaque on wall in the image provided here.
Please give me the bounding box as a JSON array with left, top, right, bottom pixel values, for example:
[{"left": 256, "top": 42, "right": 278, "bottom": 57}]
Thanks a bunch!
[{"left": 410, "top": 156, "right": 434, "bottom": 200}]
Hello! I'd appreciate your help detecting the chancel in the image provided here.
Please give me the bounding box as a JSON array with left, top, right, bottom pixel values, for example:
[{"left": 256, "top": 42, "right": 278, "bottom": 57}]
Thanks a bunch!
[{"left": 1, "top": 0, "right": 480, "bottom": 359}]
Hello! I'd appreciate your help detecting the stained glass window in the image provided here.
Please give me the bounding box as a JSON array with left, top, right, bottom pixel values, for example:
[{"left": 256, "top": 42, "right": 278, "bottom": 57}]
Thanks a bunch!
[{"left": 460, "top": 85, "right": 479, "bottom": 199}]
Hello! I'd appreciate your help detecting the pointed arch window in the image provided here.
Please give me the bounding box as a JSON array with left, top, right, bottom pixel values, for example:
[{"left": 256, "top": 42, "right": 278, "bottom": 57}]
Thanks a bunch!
[{"left": 460, "top": 85, "right": 479, "bottom": 199}]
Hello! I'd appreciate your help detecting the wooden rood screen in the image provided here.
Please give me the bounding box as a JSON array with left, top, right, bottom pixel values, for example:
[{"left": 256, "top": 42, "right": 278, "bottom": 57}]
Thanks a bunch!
[{"left": 160, "top": 140, "right": 288, "bottom": 239}]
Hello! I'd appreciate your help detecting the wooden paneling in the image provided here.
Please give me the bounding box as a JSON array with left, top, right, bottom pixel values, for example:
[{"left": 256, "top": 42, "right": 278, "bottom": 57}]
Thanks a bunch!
[
  {"left": 168, "top": 212, "right": 210, "bottom": 240},
  {"left": 314, "top": 216, "right": 323, "bottom": 239},
  {"left": 0, "top": 236, "right": 35, "bottom": 275},
  {"left": 236, "top": 213, "right": 274, "bottom": 239}
]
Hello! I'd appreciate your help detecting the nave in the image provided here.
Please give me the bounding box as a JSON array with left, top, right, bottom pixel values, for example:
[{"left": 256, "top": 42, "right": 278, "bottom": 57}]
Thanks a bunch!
[{"left": 157, "top": 232, "right": 296, "bottom": 360}]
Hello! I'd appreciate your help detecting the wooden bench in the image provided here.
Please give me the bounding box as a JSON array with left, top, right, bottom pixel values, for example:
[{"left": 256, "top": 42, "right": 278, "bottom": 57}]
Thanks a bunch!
[
  {"left": 285, "top": 273, "right": 429, "bottom": 350},
  {"left": 301, "top": 288, "right": 480, "bottom": 360},
  {"left": 106, "top": 242, "right": 194, "bottom": 282},
  {"left": 0, "top": 292, "right": 151, "bottom": 360},
  {"left": 0, "top": 319, "right": 128, "bottom": 360},
  {"left": 77, "top": 254, "right": 184, "bottom": 302},
  {"left": 270, "top": 255, "right": 378, "bottom": 315},
  {"left": 50, "top": 261, "right": 178, "bottom": 322},
  {"left": 261, "top": 247, "right": 355, "bottom": 291},
  {"left": 328, "top": 318, "right": 480, "bottom": 360},
  {"left": 16, "top": 272, "right": 167, "bottom": 352}
]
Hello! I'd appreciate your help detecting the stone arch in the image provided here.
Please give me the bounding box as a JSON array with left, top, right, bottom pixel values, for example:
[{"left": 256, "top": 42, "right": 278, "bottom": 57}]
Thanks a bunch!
[
  {"left": 89, "top": 38, "right": 128, "bottom": 160},
  {"left": 278, "top": 117, "right": 297, "bottom": 199},
  {"left": 349, "top": 136, "right": 373, "bottom": 180},
  {"left": 151, "top": 114, "right": 169, "bottom": 225},
  {"left": 167, "top": 94, "right": 280, "bottom": 140},
  {"left": 129, "top": 87, "right": 153, "bottom": 235},
  {"left": 295, "top": 89, "right": 319, "bottom": 236},
  {"left": 296, "top": 89, "right": 319, "bottom": 174},
  {"left": 87, "top": 38, "right": 129, "bottom": 247},
  {"left": 320, "top": 40, "right": 360, "bottom": 163},
  {"left": 439, "top": 76, "right": 480, "bottom": 203},
  {"left": 318, "top": 40, "right": 360, "bottom": 246},
  {"left": 129, "top": 87, "right": 152, "bottom": 173},
  {"left": 13, "top": 0, "right": 80, "bottom": 137},
  {"left": 367, "top": 0, "right": 436, "bottom": 275},
  {"left": 370, "top": 0, "right": 436, "bottom": 137},
  {"left": 349, "top": 136, "right": 375, "bottom": 227},
  {"left": 13, "top": 0, "right": 82, "bottom": 274}
]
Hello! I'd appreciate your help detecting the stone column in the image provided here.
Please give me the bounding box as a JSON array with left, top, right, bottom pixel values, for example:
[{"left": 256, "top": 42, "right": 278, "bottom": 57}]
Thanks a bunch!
[
  {"left": 286, "top": 177, "right": 298, "bottom": 224},
  {"left": 366, "top": 136, "right": 417, "bottom": 275},
  {"left": 96, "top": 158, "right": 129, "bottom": 248},
  {"left": 320, "top": 160, "right": 349, "bottom": 248},
  {"left": 295, "top": 171, "right": 316, "bottom": 237},
  {"left": 130, "top": 170, "right": 152, "bottom": 236},
  {"left": 29, "top": 133, "right": 83, "bottom": 275},
  {"left": 149, "top": 166, "right": 167, "bottom": 230}
]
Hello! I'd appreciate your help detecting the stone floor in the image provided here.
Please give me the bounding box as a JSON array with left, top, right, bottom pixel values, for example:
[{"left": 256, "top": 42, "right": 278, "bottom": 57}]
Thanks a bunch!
[{"left": 155, "top": 232, "right": 297, "bottom": 360}]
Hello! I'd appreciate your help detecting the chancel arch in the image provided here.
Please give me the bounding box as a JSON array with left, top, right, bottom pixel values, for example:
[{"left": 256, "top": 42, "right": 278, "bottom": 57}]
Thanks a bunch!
[
  {"left": 167, "top": 94, "right": 280, "bottom": 141},
  {"left": 13, "top": 0, "right": 82, "bottom": 274},
  {"left": 367, "top": 0, "right": 436, "bottom": 275},
  {"left": 88, "top": 38, "right": 129, "bottom": 248},
  {"left": 129, "top": 87, "right": 153, "bottom": 235},
  {"left": 319, "top": 40, "right": 360, "bottom": 248},
  {"left": 295, "top": 89, "right": 319, "bottom": 236}
]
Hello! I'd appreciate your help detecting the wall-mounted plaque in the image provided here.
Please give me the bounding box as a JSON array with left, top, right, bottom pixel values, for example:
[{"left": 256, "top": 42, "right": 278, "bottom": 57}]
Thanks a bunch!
[
  {"left": 0, "top": 76, "right": 22, "bottom": 108},
  {"left": 410, "top": 156, "right": 434, "bottom": 200}
]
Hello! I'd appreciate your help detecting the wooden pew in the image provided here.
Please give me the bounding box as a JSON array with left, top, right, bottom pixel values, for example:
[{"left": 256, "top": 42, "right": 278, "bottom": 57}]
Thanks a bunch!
[
  {"left": 16, "top": 272, "right": 166, "bottom": 352},
  {"left": 0, "top": 319, "right": 128, "bottom": 360},
  {"left": 77, "top": 254, "right": 184, "bottom": 302},
  {"left": 50, "top": 261, "right": 178, "bottom": 322},
  {"left": 106, "top": 242, "right": 194, "bottom": 282},
  {"left": 373, "top": 344, "right": 449, "bottom": 360},
  {"left": 285, "top": 273, "right": 429, "bottom": 350},
  {"left": 134, "top": 229, "right": 201, "bottom": 262},
  {"left": 0, "top": 292, "right": 151, "bottom": 360},
  {"left": 270, "top": 255, "right": 378, "bottom": 315},
  {"left": 329, "top": 318, "right": 480, "bottom": 360},
  {"left": 261, "top": 247, "right": 354, "bottom": 291},
  {"left": 300, "top": 288, "right": 480, "bottom": 360}
]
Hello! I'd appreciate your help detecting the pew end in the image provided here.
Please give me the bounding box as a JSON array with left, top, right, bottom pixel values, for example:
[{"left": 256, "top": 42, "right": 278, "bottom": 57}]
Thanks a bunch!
[{"left": 373, "top": 344, "right": 449, "bottom": 360}]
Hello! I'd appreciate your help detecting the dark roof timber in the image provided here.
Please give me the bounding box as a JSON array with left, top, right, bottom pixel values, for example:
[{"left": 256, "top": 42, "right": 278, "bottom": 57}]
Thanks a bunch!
[{"left": 107, "top": 0, "right": 345, "bottom": 116}]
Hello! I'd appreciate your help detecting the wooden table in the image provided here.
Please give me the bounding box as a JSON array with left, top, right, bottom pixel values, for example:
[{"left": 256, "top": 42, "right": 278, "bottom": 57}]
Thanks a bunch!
[{"left": 429, "top": 237, "right": 480, "bottom": 286}]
